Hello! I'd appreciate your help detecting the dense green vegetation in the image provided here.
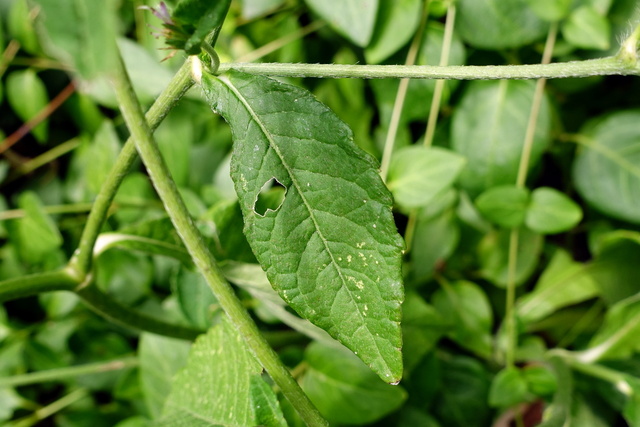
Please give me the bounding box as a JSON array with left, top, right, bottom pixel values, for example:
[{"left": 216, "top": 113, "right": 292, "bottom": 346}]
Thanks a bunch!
[{"left": 1, "top": 0, "right": 640, "bottom": 425}]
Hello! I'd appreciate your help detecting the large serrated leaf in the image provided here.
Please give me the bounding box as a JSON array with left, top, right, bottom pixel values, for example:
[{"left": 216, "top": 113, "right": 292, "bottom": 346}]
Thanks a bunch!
[{"left": 201, "top": 70, "right": 404, "bottom": 383}]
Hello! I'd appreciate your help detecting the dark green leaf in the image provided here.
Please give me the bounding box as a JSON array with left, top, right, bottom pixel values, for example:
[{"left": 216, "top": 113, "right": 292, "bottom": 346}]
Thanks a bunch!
[
  {"left": 573, "top": 111, "right": 640, "bottom": 224},
  {"left": 365, "top": 0, "right": 422, "bottom": 64},
  {"left": 516, "top": 249, "right": 599, "bottom": 324},
  {"left": 452, "top": 80, "right": 551, "bottom": 196},
  {"left": 590, "top": 240, "right": 640, "bottom": 305},
  {"left": 525, "top": 187, "right": 583, "bottom": 234},
  {"left": 489, "top": 367, "right": 529, "bottom": 408},
  {"left": 432, "top": 281, "right": 493, "bottom": 359},
  {"left": 562, "top": 6, "right": 610, "bottom": 51},
  {"left": 457, "top": 0, "right": 548, "bottom": 49},
  {"left": 159, "top": 318, "right": 266, "bottom": 426},
  {"left": 475, "top": 185, "right": 530, "bottom": 229},
  {"left": 304, "top": 0, "right": 379, "bottom": 46},
  {"left": 249, "top": 374, "right": 287, "bottom": 427},
  {"left": 202, "top": 70, "right": 404, "bottom": 382},
  {"left": 402, "top": 292, "right": 448, "bottom": 373},
  {"left": 478, "top": 228, "right": 543, "bottom": 287},
  {"left": 301, "top": 341, "right": 407, "bottom": 425},
  {"left": 32, "top": 0, "right": 118, "bottom": 80},
  {"left": 523, "top": 365, "right": 558, "bottom": 397},
  {"left": 6, "top": 69, "right": 48, "bottom": 142},
  {"left": 170, "top": 0, "right": 231, "bottom": 54},
  {"left": 139, "top": 333, "right": 191, "bottom": 419},
  {"left": 388, "top": 146, "right": 466, "bottom": 211},
  {"left": 410, "top": 207, "right": 459, "bottom": 281}
]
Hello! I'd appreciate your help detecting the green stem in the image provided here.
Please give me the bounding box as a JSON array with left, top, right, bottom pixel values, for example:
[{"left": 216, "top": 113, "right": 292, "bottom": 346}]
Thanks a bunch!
[
  {"left": 68, "top": 60, "right": 194, "bottom": 277},
  {"left": 8, "top": 388, "right": 89, "bottom": 427},
  {"left": 11, "top": 137, "right": 81, "bottom": 179},
  {"left": 553, "top": 350, "right": 632, "bottom": 395},
  {"left": 0, "top": 270, "right": 78, "bottom": 302},
  {"left": 111, "top": 50, "right": 328, "bottom": 426},
  {"left": 0, "top": 357, "right": 138, "bottom": 388},
  {"left": 504, "top": 228, "right": 519, "bottom": 368},
  {"left": 218, "top": 55, "right": 639, "bottom": 79},
  {"left": 75, "top": 283, "right": 203, "bottom": 340}
]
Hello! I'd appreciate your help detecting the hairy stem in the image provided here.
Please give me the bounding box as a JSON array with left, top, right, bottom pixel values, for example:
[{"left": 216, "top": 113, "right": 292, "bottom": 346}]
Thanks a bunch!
[{"left": 111, "top": 50, "right": 328, "bottom": 426}]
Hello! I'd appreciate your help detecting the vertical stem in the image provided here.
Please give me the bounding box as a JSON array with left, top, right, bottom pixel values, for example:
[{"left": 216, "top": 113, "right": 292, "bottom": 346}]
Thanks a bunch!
[
  {"left": 379, "top": 0, "right": 430, "bottom": 181},
  {"left": 505, "top": 23, "right": 558, "bottom": 368},
  {"left": 110, "top": 52, "right": 327, "bottom": 426},
  {"left": 423, "top": 3, "right": 456, "bottom": 147}
]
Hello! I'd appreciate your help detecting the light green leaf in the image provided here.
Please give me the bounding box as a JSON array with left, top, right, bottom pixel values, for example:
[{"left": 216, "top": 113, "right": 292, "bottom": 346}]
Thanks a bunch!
[
  {"left": 202, "top": 70, "right": 404, "bottom": 382},
  {"left": 249, "top": 374, "right": 287, "bottom": 427},
  {"left": 562, "top": 6, "right": 610, "bottom": 51},
  {"left": 13, "top": 191, "right": 62, "bottom": 264},
  {"left": 304, "top": 0, "right": 378, "bottom": 46},
  {"left": 32, "top": 0, "right": 118, "bottom": 80},
  {"left": 489, "top": 367, "right": 529, "bottom": 408},
  {"left": 0, "top": 387, "right": 22, "bottom": 422},
  {"left": 452, "top": 80, "right": 552, "bottom": 196},
  {"left": 171, "top": 266, "right": 219, "bottom": 329},
  {"left": 479, "top": 228, "right": 543, "bottom": 287},
  {"left": 624, "top": 377, "right": 640, "bottom": 427},
  {"left": 301, "top": 341, "right": 407, "bottom": 425},
  {"left": 573, "top": 111, "right": 640, "bottom": 224},
  {"left": 432, "top": 281, "right": 493, "bottom": 359},
  {"left": 156, "top": 108, "right": 194, "bottom": 187},
  {"left": 388, "top": 146, "right": 466, "bottom": 211},
  {"left": 6, "top": 69, "right": 48, "bottom": 142},
  {"left": 365, "top": 0, "right": 422, "bottom": 64},
  {"left": 516, "top": 249, "right": 599, "bottom": 325},
  {"left": 159, "top": 318, "right": 267, "bottom": 426},
  {"left": 7, "top": 0, "right": 40, "bottom": 54},
  {"left": 95, "top": 249, "right": 153, "bottom": 305},
  {"left": 139, "top": 333, "right": 191, "bottom": 419},
  {"left": 241, "top": 0, "right": 285, "bottom": 19},
  {"left": 582, "top": 293, "right": 640, "bottom": 362},
  {"left": 526, "top": 0, "right": 573, "bottom": 21},
  {"left": 457, "top": 0, "right": 548, "bottom": 49},
  {"left": 526, "top": 187, "right": 583, "bottom": 234},
  {"left": 475, "top": 185, "right": 530, "bottom": 229}
]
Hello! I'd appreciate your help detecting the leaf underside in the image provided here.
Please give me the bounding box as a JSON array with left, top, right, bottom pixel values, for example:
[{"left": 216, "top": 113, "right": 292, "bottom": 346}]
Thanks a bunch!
[{"left": 201, "top": 70, "right": 404, "bottom": 382}]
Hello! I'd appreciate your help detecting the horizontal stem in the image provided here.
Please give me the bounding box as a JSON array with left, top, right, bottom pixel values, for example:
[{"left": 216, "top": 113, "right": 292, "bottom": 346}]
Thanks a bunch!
[
  {"left": 218, "top": 56, "right": 639, "bottom": 80},
  {"left": 0, "top": 357, "right": 138, "bottom": 388},
  {"left": 0, "top": 270, "right": 78, "bottom": 302}
]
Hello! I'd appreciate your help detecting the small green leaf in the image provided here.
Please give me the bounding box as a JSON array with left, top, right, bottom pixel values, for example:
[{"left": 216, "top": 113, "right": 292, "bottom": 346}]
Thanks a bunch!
[
  {"left": 304, "top": 0, "right": 379, "bottom": 46},
  {"left": 432, "top": 281, "right": 493, "bottom": 359},
  {"left": 623, "top": 377, "right": 640, "bottom": 427},
  {"left": 249, "top": 375, "right": 287, "bottom": 427},
  {"left": 7, "top": 0, "right": 40, "bottom": 54},
  {"left": 525, "top": 0, "right": 572, "bottom": 21},
  {"left": 457, "top": 0, "right": 548, "bottom": 49},
  {"left": 479, "top": 228, "right": 543, "bottom": 287},
  {"left": 241, "top": 0, "right": 286, "bottom": 20},
  {"left": 410, "top": 207, "right": 460, "bottom": 281},
  {"left": 32, "top": 0, "right": 118, "bottom": 80},
  {"left": 562, "top": 6, "right": 611, "bottom": 51},
  {"left": 475, "top": 185, "right": 530, "bottom": 229},
  {"left": 365, "top": 0, "right": 422, "bottom": 64},
  {"left": 169, "top": 0, "right": 231, "bottom": 54},
  {"left": 522, "top": 365, "right": 558, "bottom": 397},
  {"left": 489, "top": 367, "right": 529, "bottom": 408},
  {"left": 573, "top": 111, "right": 640, "bottom": 224},
  {"left": 452, "top": 80, "right": 551, "bottom": 196},
  {"left": 171, "top": 266, "right": 219, "bottom": 329},
  {"left": 6, "top": 69, "right": 48, "bottom": 142},
  {"left": 12, "top": 191, "right": 62, "bottom": 264},
  {"left": 159, "top": 318, "right": 270, "bottom": 426},
  {"left": 388, "top": 146, "right": 466, "bottom": 211},
  {"left": 95, "top": 249, "right": 153, "bottom": 306},
  {"left": 139, "top": 333, "right": 191, "bottom": 419},
  {"left": 300, "top": 341, "right": 407, "bottom": 425},
  {"left": 516, "top": 249, "right": 599, "bottom": 324},
  {"left": 590, "top": 240, "right": 640, "bottom": 305},
  {"left": 525, "top": 187, "right": 582, "bottom": 234},
  {"left": 202, "top": 70, "right": 404, "bottom": 383}
]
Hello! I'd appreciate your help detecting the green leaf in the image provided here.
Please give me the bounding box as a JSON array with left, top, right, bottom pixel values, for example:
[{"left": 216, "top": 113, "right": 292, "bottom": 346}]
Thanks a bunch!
[
  {"left": 475, "top": 185, "right": 530, "bottom": 229},
  {"left": 522, "top": 365, "right": 558, "bottom": 397},
  {"left": 562, "top": 6, "right": 611, "bottom": 51},
  {"left": 7, "top": 0, "right": 40, "bottom": 54},
  {"left": 584, "top": 293, "right": 640, "bottom": 362},
  {"left": 516, "top": 249, "right": 599, "bottom": 325},
  {"left": 432, "top": 281, "right": 493, "bottom": 359},
  {"left": 6, "top": 69, "right": 48, "bottom": 142},
  {"left": 202, "top": 70, "right": 404, "bottom": 383},
  {"left": 365, "top": 0, "right": 422, "bottom": 64},
  {"left": 171, "top": 266, "right": 219, "bottom": 329},
  {"left": 0, "top": 388, "right": 22, "bottom": 422},
  {"left": 12, "top": 191, "right": 62, "bottom": 264},
  {"left": 32, "top": 0, "right": 118, "bottom": 80},
  {"left": 95, "top": 249, "right": 153, "bottom": 305},
  {"left": 159, "top": 318, "right": 269, "bottom": 426},
  {"left": 249, "top": 375, "right": 287, "bottom": 427},
  {"left": 478, "top": 228, "right": 543, "bottom": 287},
  {"left": 388, "top": 146, "right": 466, "bottom": 211},
  {"left": 410, "top": 206, "right": 460, "bottom": 281},
  {"left": 624, "top": 377, "right": 640, "bottom": 427},
  {"left": 525, "top": 187, "right": 583, "bottom": 234},
  {"left": 590, "top": 240, "right": 640, "bottom": 305},
  {"left": 573, "top": 111, "right": 640, "bottom": 224},
  {"left": 170, "top": 0, "right": 231, "bottom": 54},
  {"left": 300, "top": 341, "right": 407, "bottom": 425},
  {"left": 139, "top": 333, "right": 191, "bottom": 419},
  {"left": 526, "top": 0, "right": 573, "bottom": 21},
  {"left": 402, "top": 292, "right": 448, "bottom": 373},
  {"left": 241, "top": 0, "right": 286, "bottom": 20},
  {"left": 456, "top": 0, "right": 548, "bottom": 49},
  {"left": 452, "top": 80, "right": 551, "bottom": 196},
  {"left": 489, "top": 367, "right": 529, "bottom": 408},
  {"left": 304, "top": 0, "right": 379, "bottom": 46}
]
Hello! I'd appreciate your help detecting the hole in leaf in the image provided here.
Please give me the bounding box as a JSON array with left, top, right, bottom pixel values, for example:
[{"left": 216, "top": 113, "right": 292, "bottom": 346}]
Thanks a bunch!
[{"left": 253, "top": 177, "right": 287, "bottom": 216}]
